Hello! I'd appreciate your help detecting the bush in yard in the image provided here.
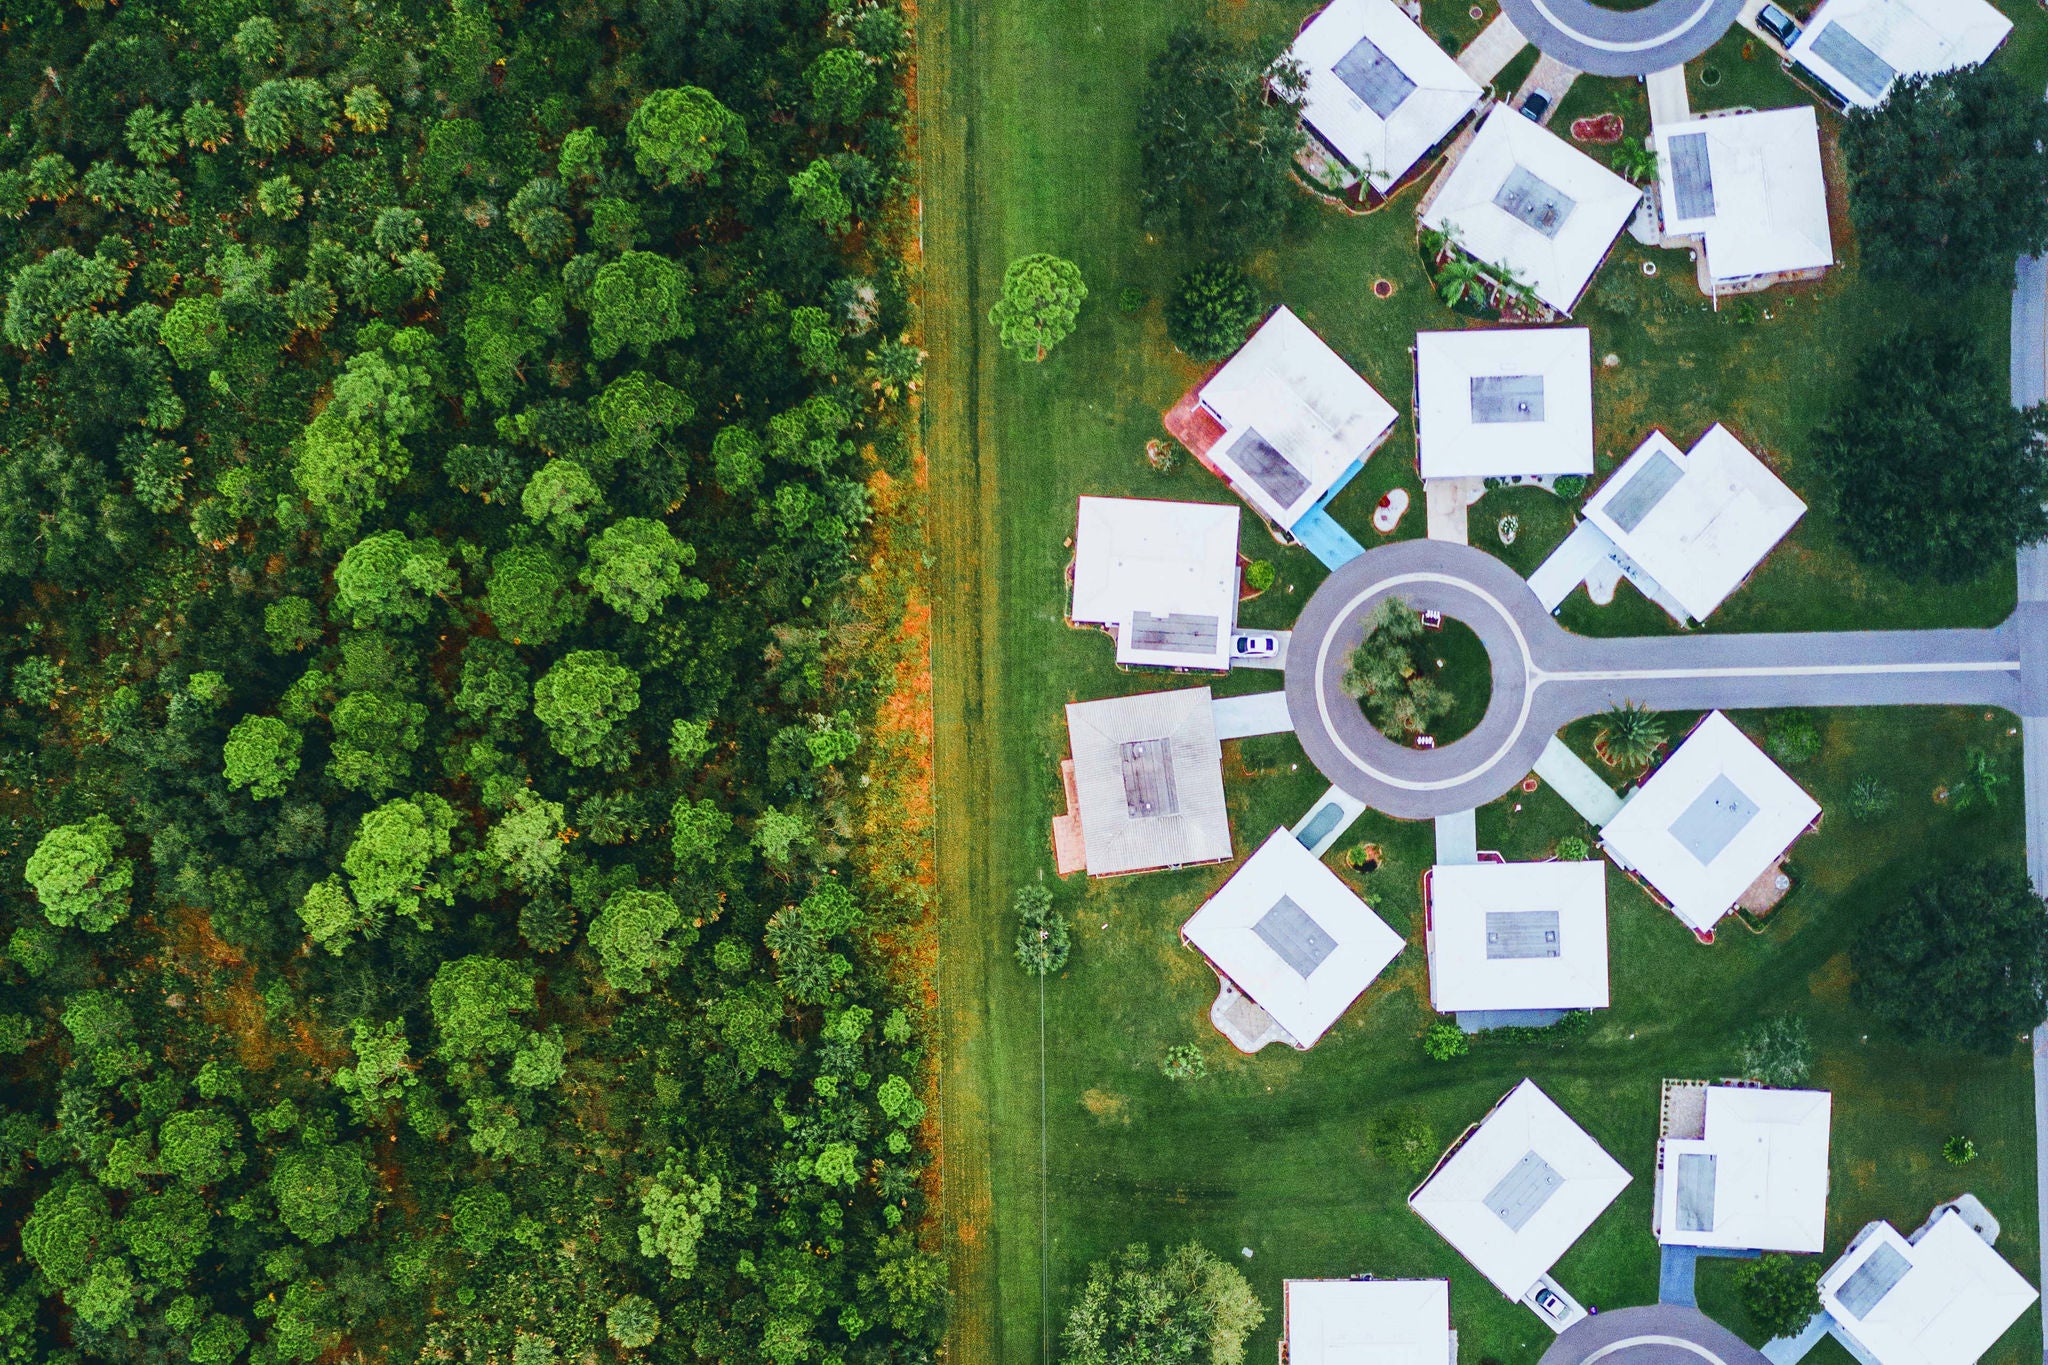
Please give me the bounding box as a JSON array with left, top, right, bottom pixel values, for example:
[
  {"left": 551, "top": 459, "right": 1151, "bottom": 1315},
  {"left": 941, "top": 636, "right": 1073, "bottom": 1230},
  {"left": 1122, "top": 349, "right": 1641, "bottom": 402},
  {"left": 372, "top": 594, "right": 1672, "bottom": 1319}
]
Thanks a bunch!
[
  {"left": 1117, "top": 286, "right": 1146, "bottom": 314},
  {"left": 1422, "top": 1019, "right": 1468, "bottom": 1061},
  {"left": 1244, "top": 560, "right": 1276, "bottom": 593},
  {"left": 1853, "top": 858, "right": 2048, "bottom": 1054},
  {"left": 1737, "top": 1014, "right": 1813, "bottom": 1087},
  {"left": 1060, "top": 1242, "right": 1264, "bottom": 1365},
  {"left": 1165, "top": 263, "right": 1260, "bottom": 361},
  {"left": 1596, "top": 702, "right": 1664, "bottom": 771},
  {"left": 1556, "top": 835, "right": 1591, "bottom": 861},
  {"left": 1013, "top": 883, "right": 1070, "bottom": 976},
  {"left": 1736, "top": 1253, "right": 1822, "bottom": 1339},
  {"left": 1159, "top": 1043, "right": 1207, "bottom": 1082},
  {"left": 1943, "top": 1134, "right": 1976, "bottom": 1165},
  {"left": 1553, "top": 474, "right": 1587, "bottom": 499},
  {"left": 1765, "top": 711, "right": 1822, "bottom": 765},
  {"left": 1811, "top": 325, "right": 2048, "bottom": 583},
  {"left": 1343, "top": 597, "right": 1452, "bottom": 740},
  {"left": 1366, "top": 1111, "right": 1439, "bottom": 1174},
  {"left": 1847, "top": 777, "right": 1898, "bottom": 821}
]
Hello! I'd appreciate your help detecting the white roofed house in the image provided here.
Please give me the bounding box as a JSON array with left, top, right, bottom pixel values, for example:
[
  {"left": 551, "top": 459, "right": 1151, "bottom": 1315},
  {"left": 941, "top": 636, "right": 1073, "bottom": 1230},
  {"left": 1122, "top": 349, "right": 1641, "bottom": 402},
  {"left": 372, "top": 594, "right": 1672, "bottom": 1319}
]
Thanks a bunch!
[
  {"left": 1287, "top": 0, "right": 1483, "bottom": 198},
  {"left": 1581, "top": 425, "right": 1806, "bottom": 625},
  {"left": 1654, "top": 107, "right": 1834, "bottom": 295},
  {"left": 1425, "top": 861, "right": 1609, "bottom": 1028},
  {"left": 1820, "top": 1200, "right": 2038, "bottom": 1365},
  {"left": 1415, "top": 328, "right": 1595, "bottom": 482},
  {"left": 1654, "top": 1084, "right": 1831, "bottom": 1252},
  {"left": 1062, "top": 688, "right": 1233, "bottom": 878},
  {"left": 1189, "top": 307, "right": 1399, "bottom": 541},
  {"left": 1409, "top": 1079, "right": 1631, "bottom": 1304},
  {"left": 1069, "top": 497, "right": 1242, "bottom": 672},
  {"left": 1600, "top": 712, "right": 1821, "bottom": 938},
  {"left": 1182, "top": 828, "right": 1404, "bottom": 1051},
  {"left": 1787, "top": 0, "right": 2012, "bottom": 111},
  {"left": 1282, "top": 1278, "right": 1455, "bottom": 1365},
  {"left": 1419, "top": 105, "right": 1643, "bottom": 317}
]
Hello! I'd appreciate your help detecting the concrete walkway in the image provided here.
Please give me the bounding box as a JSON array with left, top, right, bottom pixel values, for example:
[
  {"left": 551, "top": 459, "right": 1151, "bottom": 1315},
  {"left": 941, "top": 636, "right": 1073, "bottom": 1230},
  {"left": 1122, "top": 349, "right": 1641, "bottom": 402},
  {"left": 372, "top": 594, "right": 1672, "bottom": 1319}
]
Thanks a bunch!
[
  {"left": 1212, "top": 690, "right": 1294, "bottom": 741},
  {"left": 1293, "top": 786, "right": 1368, "bottom": 857},
  {"left": 1513, "top": 55, "right": 1583, "bottom": 122},
  {"left": 1425, "top": 478, "right": 1482, "bottom": 544},
  {"left": 1645, "top": 66, "right": 1691, "bottom": 132},
  {"left": 1760, "top": 1312, "right": 1833, "bottom": 1365},
  {"left": 1283, "top": 539, "right": 2028, "bottom": 818},
  {"left": 1499, "top": 0, "right": 1744, "bottom": 76},
  {"left": 1435, "top": 808, "right": 1479, "bottom": 864},
  {"left": 1533, "top": 735, "right": 1625, "bottom": 825},
  {"left": 1458, "top": 11, "right": 1531, "bottom": 84}
]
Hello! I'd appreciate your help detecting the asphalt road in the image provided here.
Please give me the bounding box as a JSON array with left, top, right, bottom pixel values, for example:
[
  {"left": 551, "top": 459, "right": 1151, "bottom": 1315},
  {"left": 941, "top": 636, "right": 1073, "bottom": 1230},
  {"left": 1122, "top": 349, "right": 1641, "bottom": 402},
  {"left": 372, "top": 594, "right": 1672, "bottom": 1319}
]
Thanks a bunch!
[
  {"left": 1497, "top": 0, "right": 1745, "bottom": 76},
  {"left": 1539, "top": 1306, "right": 1772, "bottom": 1365},
  {"left": 1284, "top": 539, "right": 2028, "bottom": 818}
]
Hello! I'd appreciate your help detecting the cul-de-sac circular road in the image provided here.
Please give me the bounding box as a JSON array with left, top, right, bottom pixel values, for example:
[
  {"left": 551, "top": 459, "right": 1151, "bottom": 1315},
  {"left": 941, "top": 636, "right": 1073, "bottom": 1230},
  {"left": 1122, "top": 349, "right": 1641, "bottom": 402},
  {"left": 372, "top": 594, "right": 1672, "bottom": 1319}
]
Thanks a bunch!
[
  {"left": 1282, "top": 540, "right": 2041, "bottom": 819},
  {"left": 1497, "top": 0, "right": 1746, "bottom": 76}
]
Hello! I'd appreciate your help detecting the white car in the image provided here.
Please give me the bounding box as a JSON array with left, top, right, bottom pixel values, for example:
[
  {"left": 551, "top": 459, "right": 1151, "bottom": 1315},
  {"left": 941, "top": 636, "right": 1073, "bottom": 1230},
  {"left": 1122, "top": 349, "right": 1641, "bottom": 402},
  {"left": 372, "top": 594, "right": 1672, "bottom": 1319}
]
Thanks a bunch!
[
  {"left": 1532, "top": 1288, "right": 1570, "bottom": 1321},
  {"left": 1232, "top": 633, "right": 1280, "bottom": 660}
]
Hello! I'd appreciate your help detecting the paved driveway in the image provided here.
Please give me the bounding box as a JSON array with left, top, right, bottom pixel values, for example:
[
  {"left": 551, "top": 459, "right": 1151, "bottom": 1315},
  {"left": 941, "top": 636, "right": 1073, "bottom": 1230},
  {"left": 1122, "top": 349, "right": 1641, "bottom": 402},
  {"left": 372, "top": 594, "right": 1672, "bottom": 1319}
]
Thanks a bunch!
[{"left": 1284, "top": 540, "right": 2026, "bottom": 818}]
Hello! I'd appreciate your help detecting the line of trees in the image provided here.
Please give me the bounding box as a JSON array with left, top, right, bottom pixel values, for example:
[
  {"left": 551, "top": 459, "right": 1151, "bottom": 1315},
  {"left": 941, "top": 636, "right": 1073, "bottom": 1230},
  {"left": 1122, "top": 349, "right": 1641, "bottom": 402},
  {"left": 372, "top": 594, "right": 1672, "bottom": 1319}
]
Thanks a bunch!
[{"left": 0, "top": 0, "right": 940, "bottom": 1361}]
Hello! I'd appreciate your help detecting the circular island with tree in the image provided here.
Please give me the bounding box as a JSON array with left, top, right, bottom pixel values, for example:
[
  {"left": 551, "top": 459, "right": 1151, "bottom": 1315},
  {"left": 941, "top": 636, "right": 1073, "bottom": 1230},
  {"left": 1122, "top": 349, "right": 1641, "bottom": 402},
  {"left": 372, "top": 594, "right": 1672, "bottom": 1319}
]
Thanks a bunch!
[{"left": 1340, "top": 598, "right": 1493, "bottom": 746}]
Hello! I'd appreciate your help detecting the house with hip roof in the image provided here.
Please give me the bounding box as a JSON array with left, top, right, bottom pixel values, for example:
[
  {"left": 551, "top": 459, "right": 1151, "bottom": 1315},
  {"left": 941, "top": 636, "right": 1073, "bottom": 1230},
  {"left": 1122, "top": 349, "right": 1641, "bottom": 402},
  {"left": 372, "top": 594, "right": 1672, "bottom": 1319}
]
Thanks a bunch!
[
  {"left": 1418, "top": 105, "right": 1643, "bottom": 317},
  {"left": 1425, "top": 860, "right": 1609, "bottom": 1027},
  {"left": 1787, "top": 0, "right": 2011, "bottom": 111},
  {"left": 1653, "top": 106, "right": 1834, "bottom": 296},
  {"left": 1820, "top": 1198, "right": 2037, "bottom": 1365},
  {"left": 1181, "top": 827, "right": 1404, "bottom": 1051},
  {"left": 1599, "top": 711, "right": 1821, "bottom": 937},
  {"left": 1286, "top": 0, "right": 1483, "bottom": 197},
  {"left": 1282, "top": 1278, "right": 1456, "bottom": 1365},
  {"left": 1060, "top": 687, "right": 1233, "bottom": 878},
  {"left": 1409, "top": 1078, "right": 1631, "bottom": 1302},
  {"left": 1654, "top": 1084, "right": 1832, "bottom": 1252},
  {"left": 1414, "top": 327, "right": 1595, "bottom": 483},
  {"left": 1069, "top": 497, "right": 1243, "bottom": 672}
]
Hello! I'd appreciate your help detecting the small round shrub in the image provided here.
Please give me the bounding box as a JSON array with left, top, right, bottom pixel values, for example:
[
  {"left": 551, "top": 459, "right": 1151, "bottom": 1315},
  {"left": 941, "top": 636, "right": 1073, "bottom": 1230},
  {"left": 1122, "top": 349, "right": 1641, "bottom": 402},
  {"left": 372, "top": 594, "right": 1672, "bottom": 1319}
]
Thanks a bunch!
[
  {"left": 1164, "top": 262, "right": 1260, "bottom": 362},
  {"left": 1244, "top": 560, "right": 1277, "bottom": 593},
  {"left": 1553, "top": 474, "right": 1588, "bottom": 499},
  {"left": 1422, "top": 1019, "right": 1469, "bottom": 1061},
  {"left": 1013, "top": 883, "right": 1070, "bottom": 976},
  {"left": 1145, "top": 439, "right": 1183, "bottom": 474},
  {"left": 1944, "top": 1134, "right": 1976, "bottom": 1165},
  {"left": 1556, "top": 834, "right": 1591, "bottom": 861},
  {"left": 1117, "top": 286, "right": 1147, "bottom": 314},
  {"left": 1159, "top": 1043, "right": 1207, "bottom": 1081}
]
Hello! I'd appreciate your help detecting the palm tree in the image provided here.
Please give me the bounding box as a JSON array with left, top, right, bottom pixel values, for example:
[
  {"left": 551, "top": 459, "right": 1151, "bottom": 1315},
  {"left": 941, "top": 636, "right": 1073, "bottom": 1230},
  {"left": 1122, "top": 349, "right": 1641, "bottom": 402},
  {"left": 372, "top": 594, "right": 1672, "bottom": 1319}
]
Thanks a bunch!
[
  {"left": 1950, "top": 747, "right": 2005, "bottom": 810},
  {"left": 1597, "top": 702, "right": 1666, "bottom": 771},
  {"left": 1436, "top": 251, "right": 1487, "bottom": 309},
  {"left": 1612, "top": 139, "right": 1661, "bottom": 187}
]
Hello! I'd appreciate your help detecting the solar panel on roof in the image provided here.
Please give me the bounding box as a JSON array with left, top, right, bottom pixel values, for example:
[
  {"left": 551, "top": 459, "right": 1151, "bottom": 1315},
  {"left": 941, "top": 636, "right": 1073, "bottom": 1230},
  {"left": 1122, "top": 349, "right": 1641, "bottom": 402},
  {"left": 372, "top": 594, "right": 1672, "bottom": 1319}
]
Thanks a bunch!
[
  {"left": 1331, "top": 35, "right": 1417, "bottom": 119},
  {"left": 1492, "top": 166, "right": 1577, "bottom": 240},
  {"left": 1668, "top": 132, "right": 1717, "bottom": 221},
  {"left": 1470, "top": 375, "right": 1546, "bottom": 424},
  {"left": 1129, "top": 611, "right": 1220, "bottom": 655},
  {"left": 1676, "top": 1152, "right": 1717, "bottom": 1232},
  {"left": 1485, "top": 1151, "right": 1563, "bottom": 1231},
  {"left": 1118, "top": 738, "right": 1180, "bottom": 820},
  {"left": 1484, "top": 910, "right": 1561, "bottom": 960},
  {"left": 1227, "top": 427, "right": 1313, "bottom": 508},
  {"left": 1836, "top": 1243, "right": 1912, "bottom": 1319},
  {"left": 1670, "top": 774, "right": 1761, "bottom": 865},
  {"left": 1602, "top": 449, "right": 1684, "bottom": 532},
  {"left": 1253, "top": 895, "right": 1340, "bottom": 978},
  {"left": 1808, "top": 22, "right": 1897, "bottom": 99}
]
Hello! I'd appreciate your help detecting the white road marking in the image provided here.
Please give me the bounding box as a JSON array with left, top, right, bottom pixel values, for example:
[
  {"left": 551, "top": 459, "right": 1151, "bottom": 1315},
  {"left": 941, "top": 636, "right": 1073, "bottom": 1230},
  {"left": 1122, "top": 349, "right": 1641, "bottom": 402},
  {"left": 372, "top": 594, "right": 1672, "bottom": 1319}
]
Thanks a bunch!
[
  {"left": 1581, "top": 1335, "right": 1737, "bottom": 1365},
  {"left": 1520, "top": 0, "right": 1727, "bottom": 51}
]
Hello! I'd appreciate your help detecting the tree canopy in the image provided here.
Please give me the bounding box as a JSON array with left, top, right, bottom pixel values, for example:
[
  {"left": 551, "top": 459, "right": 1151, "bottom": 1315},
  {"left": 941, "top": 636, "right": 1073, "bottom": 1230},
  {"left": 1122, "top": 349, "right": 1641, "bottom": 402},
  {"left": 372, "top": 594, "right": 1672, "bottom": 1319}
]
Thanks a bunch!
[
  {"left": 988, "top": 254, "right": 1088, "bottom": 361},
  {"left": 1061, "top": 1242, "right": 1265, "bottom": 1365},
  {"left": 1854, "top": 859, "right": 2048, "bottom": 1053}
]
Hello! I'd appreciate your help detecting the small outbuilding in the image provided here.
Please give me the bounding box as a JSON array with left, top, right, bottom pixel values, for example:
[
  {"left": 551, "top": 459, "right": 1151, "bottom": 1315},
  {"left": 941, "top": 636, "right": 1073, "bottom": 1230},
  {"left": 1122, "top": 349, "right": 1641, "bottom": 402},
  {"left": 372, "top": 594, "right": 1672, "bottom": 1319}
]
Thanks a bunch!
[
  {"left": 1414, "top": 327, "right": 1595, "bottom": 482},
  {"left": 1282, "top": 1278, "right": 1455, "bottom": 1365},
  {"left": 1409, "top": 1078, "right": 1632, "bottom": 1300},
  {"left": 1070, "top": 497, "right": 1242, "bottom": 671},
  {"left": 1599, "top": 712, "right": 1821, "bottom": 936},
  {"left": 1288, "top": 0, "right": 1483, "bottom": 195},
  {"left": 1654, "top": 107, "right": 1833, "bottom": 293},
  {"left": 1582, "top": 424, "right": 1805, "bottom": 625},
  {"left": 1063, "top": 687, "right": 1233, "bottom": 878},
  {"left": 1419, "top": 105, "right": 1642, "bottom": 316},
  {"left": 1425, "top": 861, "right": 1609, "bottom": 1020},
  {"left": 1192, "top": 306, "right": 1399, "bottom": 537},
  {"left": 1788, "top": 0, "right": 2012, "bottom": 111},
  {"left": 1182, "top": 827, "right": 1404, "bottom": 1050},
  {"left": 1820, "top": 1203, "right": 2038, "bottom": 1365},
  {"left": 1655, "top": 1084, "right": 1832, "bottom": 1253}
]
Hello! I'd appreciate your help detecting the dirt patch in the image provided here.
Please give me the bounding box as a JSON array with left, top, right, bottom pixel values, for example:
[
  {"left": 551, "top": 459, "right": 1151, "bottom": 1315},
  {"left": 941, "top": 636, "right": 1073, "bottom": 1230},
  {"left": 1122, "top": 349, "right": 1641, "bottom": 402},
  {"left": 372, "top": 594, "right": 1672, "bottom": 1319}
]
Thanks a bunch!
[
  {"left": 163, "top": 904, "right": 285, "bottom": 1073},
  {"left": 1080, "top": 1089, "right": 1131, "bottom": 1125}
]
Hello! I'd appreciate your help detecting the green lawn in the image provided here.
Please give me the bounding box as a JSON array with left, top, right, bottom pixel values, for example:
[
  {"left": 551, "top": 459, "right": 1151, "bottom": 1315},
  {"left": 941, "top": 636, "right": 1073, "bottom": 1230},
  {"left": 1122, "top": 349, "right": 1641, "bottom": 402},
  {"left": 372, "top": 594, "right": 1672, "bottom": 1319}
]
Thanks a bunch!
[{"left": 918, "top": 1, "right": 2048, "bottom": 1363}]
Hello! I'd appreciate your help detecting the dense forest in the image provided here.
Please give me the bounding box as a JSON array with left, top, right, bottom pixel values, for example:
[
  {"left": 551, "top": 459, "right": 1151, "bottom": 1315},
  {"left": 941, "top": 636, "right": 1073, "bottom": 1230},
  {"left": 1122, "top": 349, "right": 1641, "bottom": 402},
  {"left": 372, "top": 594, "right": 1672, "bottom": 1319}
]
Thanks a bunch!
[{"left": 0, "top": 0, "right": 939, "bottom": 1361}]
